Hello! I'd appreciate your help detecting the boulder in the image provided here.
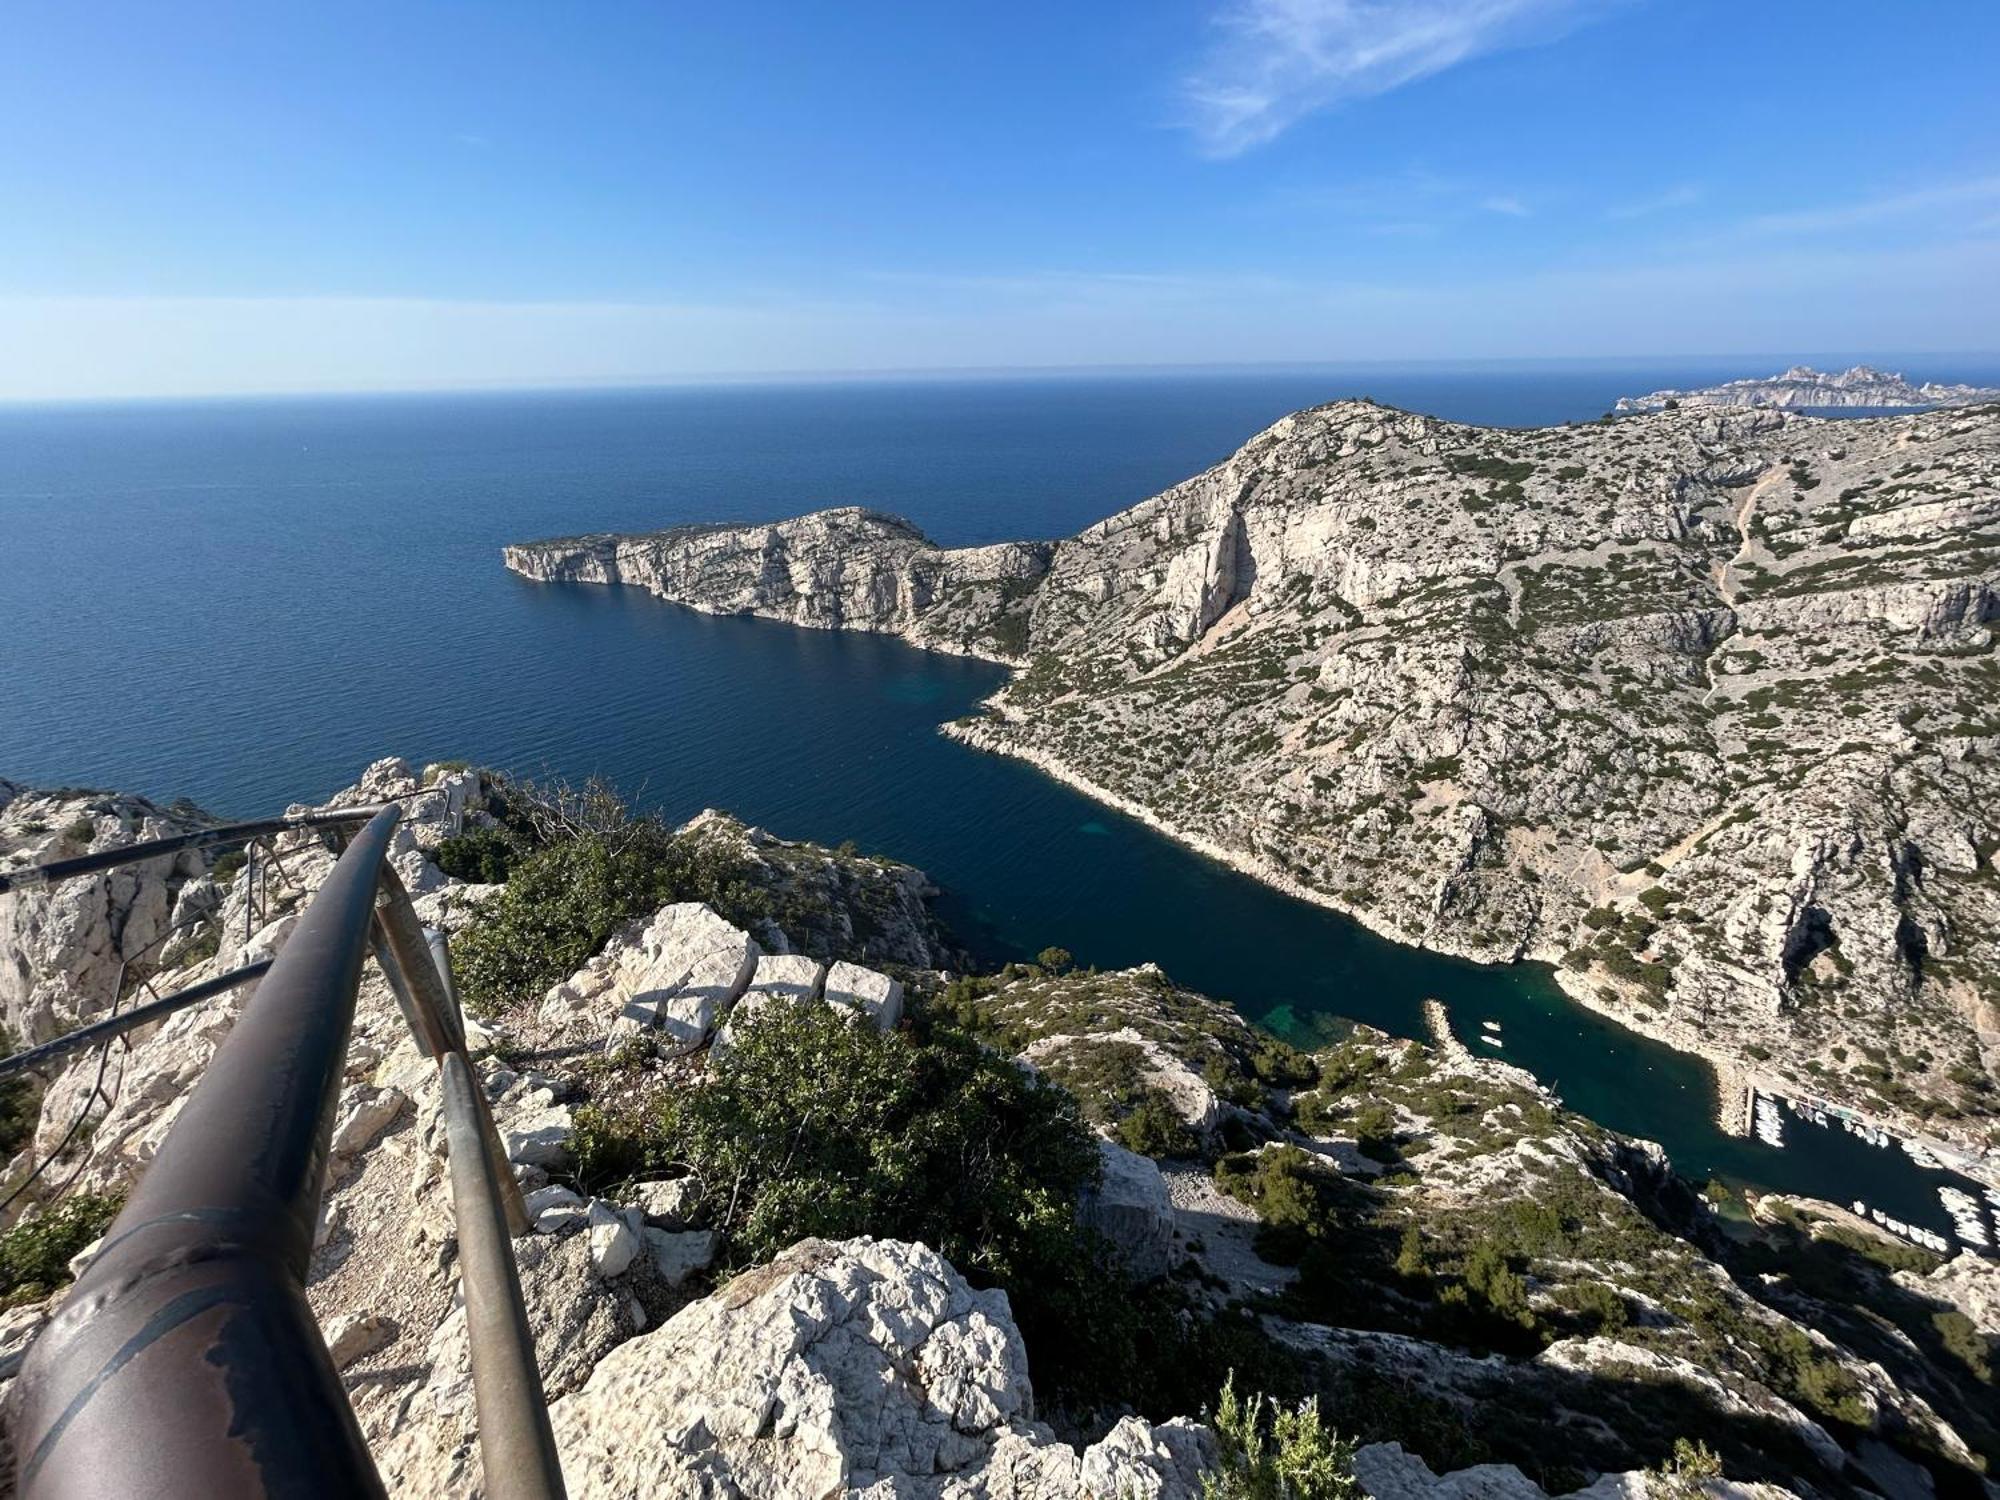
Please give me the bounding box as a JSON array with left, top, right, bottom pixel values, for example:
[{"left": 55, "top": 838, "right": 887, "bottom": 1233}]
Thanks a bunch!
[
  {"left": 632, "top": 1177, "right": 702, "bottom": 1229},
  {"left": 330, "top": 1084, "right": 408, "bottom": 1160},
  {"left": 713, "top": 952, "right": 825, "bottom": 1051},
  {"left": 641, "top": 1227, "right": 717, "bottom": 1287},
  {"left": 822, "top": 960, "right": 904, "bottom": 1031},
  {"left": 588, "top": 1199, "right": 641, "bottom": 1278},
  {"left": 324, "top": 1311, "right": 399, "bottom": 1371},
  {"left": 546, "top": 1236, "right": 1211, "bottom": 1498},
  {"left": 1080, "top": 1140, "right": 1178, "bottom": 1280},
  {"left": 538, "top": 902, "right": 759, "bottom": 1050}
]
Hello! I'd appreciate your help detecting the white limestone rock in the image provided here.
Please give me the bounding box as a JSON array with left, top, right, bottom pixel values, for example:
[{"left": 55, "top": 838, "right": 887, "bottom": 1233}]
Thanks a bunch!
[
  {"left": 324, "top": 1311, "right": 399, "bottom": 1371},
  {"left": 641, "top": 1227, "right": 717, "bottom": 1287},
  {"left": 713, "top": 952, "right": 825, "bottom": 1051},
  {"left": 502, "top": 1102, "right": 575, "bottom": 1171},
  {"left": 538, "top": 901, "right": 759, "bottom": 1051},
  {"left": 547, "top": 1235, "right": 1211, "bottom": 1498},
  {"left": 631, "top": 1177, "right": 702, "bottom": 1229},
  {"left": 822, "top": 960, "right": 904, "bottom": 1031},
  {"left": 587, "top": 1199, "right": 641, "bottom": 1279},
  {"left": 330, "top": 1084, "right": 409, "bottom": 1161}
]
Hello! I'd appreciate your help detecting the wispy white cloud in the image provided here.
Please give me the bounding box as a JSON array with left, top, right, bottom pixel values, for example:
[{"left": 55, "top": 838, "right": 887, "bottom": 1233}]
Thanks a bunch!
[
  {"left": 1182, "top": 0, "right": 1618, "bottom": 156},
  {"left": 1606, "top": 182, "right": 1701, "bottom": 219},
  {"left": 1737, "top": 174, "right": 2000, "bottom": 239},
  {"left": 1480, "top": 194, "right": 1531, "bottom": 217}
]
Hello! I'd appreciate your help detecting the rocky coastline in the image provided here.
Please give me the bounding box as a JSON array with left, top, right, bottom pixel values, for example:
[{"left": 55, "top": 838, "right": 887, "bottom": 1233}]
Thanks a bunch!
[{"left": 505, "top": 399, "right": 2000, "bottom": 1165}]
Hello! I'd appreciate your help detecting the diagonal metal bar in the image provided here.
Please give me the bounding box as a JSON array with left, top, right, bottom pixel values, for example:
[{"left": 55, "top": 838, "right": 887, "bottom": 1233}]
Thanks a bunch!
[
  {"left": 439, "top": 1049, "right": 569, "bottom": 1500},
  {"left": 371, "top": 868, "right": 529, "bottom": 1236},
  {"left": 0, "top": 960, "right": 273, "bottom": 1081}
]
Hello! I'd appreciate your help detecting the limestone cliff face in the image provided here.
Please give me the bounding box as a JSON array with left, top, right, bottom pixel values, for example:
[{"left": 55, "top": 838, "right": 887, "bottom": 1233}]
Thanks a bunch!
[
  {"left": 505, "top": 401, "right": 2000, "bottom": 1149},
  {"left": 505, "top": 506, "right": 1054, "bottom": 663},
  {"left": 0, "top": 784, "right": 219, "bottom": 1046}
]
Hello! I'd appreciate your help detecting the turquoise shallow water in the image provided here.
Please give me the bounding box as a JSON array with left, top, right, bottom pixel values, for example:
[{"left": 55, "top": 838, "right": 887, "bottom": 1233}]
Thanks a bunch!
[{"left": 2, "top": 364, "right": 1995, "bottom": 1243}]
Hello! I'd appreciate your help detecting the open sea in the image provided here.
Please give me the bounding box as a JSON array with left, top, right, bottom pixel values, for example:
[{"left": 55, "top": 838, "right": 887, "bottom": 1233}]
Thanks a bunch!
[{"left": 4, "top": 360, "right": 1997, "bottom": 1243}]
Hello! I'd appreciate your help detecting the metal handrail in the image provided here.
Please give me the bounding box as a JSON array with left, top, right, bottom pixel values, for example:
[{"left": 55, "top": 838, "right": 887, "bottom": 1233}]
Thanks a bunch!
[
  {"left": 0, "top": 959, "right": 273, "bottom": 1080},
  {"left": 0, "top": 805, "right": 385, "bottom": 895},
  {"left": 7, "top": 803, "right": 568, "bottom": 1498}
]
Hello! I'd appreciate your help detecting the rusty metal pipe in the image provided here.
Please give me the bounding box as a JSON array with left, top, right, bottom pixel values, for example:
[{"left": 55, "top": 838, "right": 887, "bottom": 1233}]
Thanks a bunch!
[
  {"left": 10, "top": 806, "right": 402, "bottom": 1498},
  {"left": 0, "top": 959, "right": 274, "bottom": 1081},
  {"left": 439, "top": 1050, "right": 569, "bottom": 1500}
]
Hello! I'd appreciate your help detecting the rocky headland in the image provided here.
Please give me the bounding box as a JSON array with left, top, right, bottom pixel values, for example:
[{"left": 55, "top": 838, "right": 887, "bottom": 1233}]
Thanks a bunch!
[
  {"left": 1615, "top": 367, "right": 2000, "bottom": 415},
  {"left": 506, "top": 400, "right": 2000, "bottom": 1160}
]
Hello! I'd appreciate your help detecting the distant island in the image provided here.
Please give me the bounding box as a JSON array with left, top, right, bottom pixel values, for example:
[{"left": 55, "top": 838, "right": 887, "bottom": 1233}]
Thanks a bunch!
[{"left": 1615, "top": 364, "right": 2000, "bottom": 413}]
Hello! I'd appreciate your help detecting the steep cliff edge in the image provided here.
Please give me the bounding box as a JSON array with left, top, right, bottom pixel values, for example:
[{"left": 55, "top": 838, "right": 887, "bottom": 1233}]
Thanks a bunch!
[{"left": 504, "top": 400, "right": 2000, "bottom": 1154}]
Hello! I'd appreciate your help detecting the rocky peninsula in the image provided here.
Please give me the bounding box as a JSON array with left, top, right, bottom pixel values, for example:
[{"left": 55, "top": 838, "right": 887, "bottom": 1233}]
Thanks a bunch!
[
  {"left": 1615, "top": 366, "right": 2000, "bottom": 414},
  {"left": 506, "top": 400, "right": 2000, "bottom": 1161}
]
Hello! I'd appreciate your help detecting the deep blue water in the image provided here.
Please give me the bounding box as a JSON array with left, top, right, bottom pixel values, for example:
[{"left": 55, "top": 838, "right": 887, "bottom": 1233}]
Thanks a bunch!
[{"left": 4, "top": 362, "right": 1997, "bottom": 1242}]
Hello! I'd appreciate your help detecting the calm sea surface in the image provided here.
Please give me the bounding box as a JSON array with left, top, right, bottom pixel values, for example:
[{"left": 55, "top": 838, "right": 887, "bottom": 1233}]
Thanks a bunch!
[{"left": 5, "top": 362, "right": 1997, "bottom": 1240}]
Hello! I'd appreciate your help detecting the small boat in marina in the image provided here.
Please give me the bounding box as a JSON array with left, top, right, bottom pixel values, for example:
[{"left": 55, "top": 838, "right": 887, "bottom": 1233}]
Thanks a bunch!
[
  {"left": 1482, "top": 1019, "right": 1501, "bottom": 1031},
  {"left": 1479, "top": 1034, "right": 1504, "bottom": 1048},
  {"left": 1903, "top": 1138, "right": 1943, "bottom": 1170},
  {"left": 1851, "top": 1200, "right": 1868, "bottom": 1216}
]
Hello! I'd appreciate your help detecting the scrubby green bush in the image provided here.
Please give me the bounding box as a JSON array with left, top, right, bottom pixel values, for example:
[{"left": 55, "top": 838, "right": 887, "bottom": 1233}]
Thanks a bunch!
[
  {"left": 0, "top": 1028, "right": 39, "bottom": 1162},
  {"left": 1117, "top": 1090, "right": 1200, "bottom": 1158},
  {"left": 432, "top": 825, "right": 524, "bottom": 884},
  {"left": 1651, "top": 1437, "right": 1723, "bottom": 1497},
  {"left": 454, "top": 821, "right": 768, "bottom": 1014},
  {"left": 0, "top": 1194, "right": 122, "bottom": 1307},
  {"left": 1202, "top": 1371, "right": 1360, "bottom": 1499},
  {"left": 657, "top": 998, "right": 1095, "bottom": 1275}
]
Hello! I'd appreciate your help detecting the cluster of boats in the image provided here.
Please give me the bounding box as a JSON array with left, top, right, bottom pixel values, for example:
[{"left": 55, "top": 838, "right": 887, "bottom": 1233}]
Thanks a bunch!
[
  {"left": 1753, "top": 1093, "right": 1785, "bottom": 1148},
  {"left": 1851, "top": 1201, "right": 1953, "bottom": 1254},
  {"left": 1901, "top": 1137, "right": 1944, "bottom": 1170},
  {"left": 1838, "top": 1115, "right": 1894, "bottom": 1148},
  {"left": 1760, "top": 1091, "right": 2000, "bottom": 1257},
  {"left": 1938, "top": 1187, "right": 1995, "bottom": 1251},
  {"left": 1479, "top": 1019, "right": 1503, "bottom": 1048}
]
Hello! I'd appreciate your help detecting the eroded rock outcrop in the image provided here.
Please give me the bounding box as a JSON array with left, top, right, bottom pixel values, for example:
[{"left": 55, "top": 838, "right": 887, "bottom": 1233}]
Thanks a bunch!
[
  {"left": 1615, "top": 365, "right": 2000, "bottom": 413},
  {"left": 548, "top": 1235, "right": 1213, "bottom": 1498}
]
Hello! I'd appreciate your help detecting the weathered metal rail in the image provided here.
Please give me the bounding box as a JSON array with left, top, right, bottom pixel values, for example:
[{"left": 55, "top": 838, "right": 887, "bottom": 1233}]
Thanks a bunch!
[
  {"left": 4, "top": 803, "right": 566, "bottom": 1498},
  {"left": 0, "top": 959, "right": 273, "bottom": 1081},
  {"left": 0, "top": 804, "right": 385, "bottom": 895}
]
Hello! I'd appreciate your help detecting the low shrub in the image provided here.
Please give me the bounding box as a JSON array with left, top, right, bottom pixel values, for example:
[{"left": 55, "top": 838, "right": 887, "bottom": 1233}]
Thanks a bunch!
[
  {"left": 1202, "top": 1371, "right": 1360, "bottom": 1499},
  {"left": 0, "top": 1194, "right": 122, "bottom": 1307}
]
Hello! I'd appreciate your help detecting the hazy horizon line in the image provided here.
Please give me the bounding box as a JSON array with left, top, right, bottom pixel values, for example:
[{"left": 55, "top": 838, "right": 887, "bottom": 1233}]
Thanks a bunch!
[{"left": 4, "top": 349, "right": 1998, "bottom": 411}]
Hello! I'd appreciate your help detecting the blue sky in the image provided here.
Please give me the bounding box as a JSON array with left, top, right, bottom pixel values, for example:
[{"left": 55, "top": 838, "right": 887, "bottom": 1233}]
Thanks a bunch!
[{"left": 1, "top": 0, "right": 1996, "bottom": 398}]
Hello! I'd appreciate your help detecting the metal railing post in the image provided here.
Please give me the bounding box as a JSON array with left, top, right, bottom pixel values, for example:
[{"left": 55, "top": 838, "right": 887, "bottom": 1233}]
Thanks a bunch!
[
  {"left": 369, "top": 870, "right": 530, "bottom": 1237},
  {"left": 440, "top": 1050, "right": 569, "bottom": 1500},
  {"left": 10, "top": 807, "right": 404, "bottom": 1499}
]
